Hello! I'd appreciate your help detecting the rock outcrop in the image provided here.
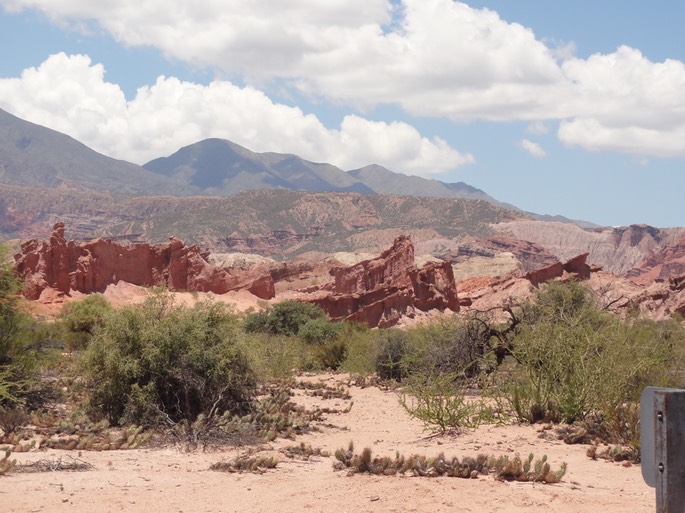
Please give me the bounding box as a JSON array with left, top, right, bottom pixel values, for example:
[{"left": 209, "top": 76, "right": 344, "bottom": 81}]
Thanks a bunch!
[
  {"left": 525, "top": 253, "right": 597, "bottom": 287},
  {"left": 302, "top": 236, "right": 459, "bottom": 328},
  {"left": 626, "top": 233, "right": 685, "bottom": 285},
  {"left": 14, "top": 222, "right": 275, "bottom": 299}
]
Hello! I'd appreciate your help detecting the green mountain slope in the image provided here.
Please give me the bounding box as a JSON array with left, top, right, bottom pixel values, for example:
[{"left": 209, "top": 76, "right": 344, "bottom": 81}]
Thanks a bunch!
[{"left": 0, "top": 108, "right": 194, "bottom": 195}]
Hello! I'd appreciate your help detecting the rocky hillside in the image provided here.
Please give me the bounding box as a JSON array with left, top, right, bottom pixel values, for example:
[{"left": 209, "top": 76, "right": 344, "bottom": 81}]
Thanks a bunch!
[
  {"left": 492, "top": 220, "right": 685, "bottom": 275},
  {"left": 0, "top": 185, "right": 526, "bottom": 257}
]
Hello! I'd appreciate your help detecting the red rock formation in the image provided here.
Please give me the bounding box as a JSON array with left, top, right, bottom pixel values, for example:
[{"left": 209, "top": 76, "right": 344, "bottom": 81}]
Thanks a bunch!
[
  {"left": 14, "top": 222, "right": 274, "bottom": 299},
  {"left": 305, "top": 235, "right": 459, "bottom": 328},
  {"left": 627, "top": 233, "right": 685, "bottom": 285},
  {"left": 525, "top": 253, "right": 596, "bottom": 287}
]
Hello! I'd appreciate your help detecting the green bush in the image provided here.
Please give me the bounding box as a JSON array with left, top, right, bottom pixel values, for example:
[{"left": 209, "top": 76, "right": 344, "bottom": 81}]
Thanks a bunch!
[
  {"left": 399, "top": 374, "right": 484, "bottom": 433},
  {"left": 404, "top": 317, "right": 490, "bottom": 379},
  {"left": 496, "top": 281, "right": 685, "bottom": 424},
  {"left": 240, "top": 333, "right": 317, "bottom": 381},
  {"left": 375, "top": 330, "right": 409, "bottom": 381},
  {"left": 244, "top": 301, "right": 327, "bottom": 336},
  {"left": 81, "top": 291, "right": 256, "bottom": 426},
  {"left": 0, "top": 244, "right": 53, "bottom": 408},
  {"left": 339, "top": 324, "right": 378, "bottom": 376},
  {"left": 299, "top": 318, "right": 342, "bottom": 344},
  {"left": 59, "top": 294, "right": 112, "bottom": 350}
]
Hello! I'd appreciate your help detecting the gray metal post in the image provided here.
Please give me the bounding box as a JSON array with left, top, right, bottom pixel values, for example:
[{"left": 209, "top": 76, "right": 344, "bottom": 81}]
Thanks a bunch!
[{"left": 655, "top": 389, "right": 685, "bottom": 513}]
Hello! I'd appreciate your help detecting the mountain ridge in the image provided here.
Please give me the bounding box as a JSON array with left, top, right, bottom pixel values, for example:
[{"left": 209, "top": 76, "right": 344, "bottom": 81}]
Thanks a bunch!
[{"left": 0, "top": 107, "right": 511, "bottom": 208}]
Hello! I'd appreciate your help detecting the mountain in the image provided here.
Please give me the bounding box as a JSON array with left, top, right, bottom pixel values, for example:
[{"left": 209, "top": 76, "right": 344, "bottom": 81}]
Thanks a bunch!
[
  {"left": 143, "top": 138, "right": 372, "bottom": 194},
  {"left": 0, "top": 108, "right": 193, "bottom": 195},
  {"left": 143, "top": 138, "right": 508, "bottom": 203},
  {"left": 0, "top": 108, "right": 594, "bottom": 228},
  {"left": 1, "top": 106, "right": 501, "bottom": 204},
  {"left": 348, "top": 164, "right": 495, "bottom": 202}
]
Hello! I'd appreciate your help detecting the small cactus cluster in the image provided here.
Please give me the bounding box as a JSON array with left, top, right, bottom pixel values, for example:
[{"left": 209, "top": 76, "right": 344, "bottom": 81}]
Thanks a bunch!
[
  {"left": 490, "top": 453, "right": 567, "bottom": 483},
  {"left": 0, "top": 448, "right": 16, "bottom": 475},
  {"left": 169, "top": 382, "right": 326, "bottom": 449},
  {"left": 0, "top": 439, "right": 37, "bottom": 453},
  {"left": 333, "top": 442, "right": 567, "bottom": 483},
  {"left": 41, "top": 425, "right": 149, "bottom": 451},
  {"left": 210, "top": 454, "right": 279, "bottom": 473},
  {"left": 232, "top": 384, "right": 322, "bottom": 441},
  {"left": 586, "top": 444, "right": 636, "bottom": 463},
  {"left": 295, "top": 381, "right": 352, "bottom": 400},
  {"left": 281, "top": 442, "right": 330, "bottom": 461}
]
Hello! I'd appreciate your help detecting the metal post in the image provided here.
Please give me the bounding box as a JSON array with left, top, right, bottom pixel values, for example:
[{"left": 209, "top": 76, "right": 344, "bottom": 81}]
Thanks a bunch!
[{"left": 655, "top": 389, "right": 685, "bottom": 513}]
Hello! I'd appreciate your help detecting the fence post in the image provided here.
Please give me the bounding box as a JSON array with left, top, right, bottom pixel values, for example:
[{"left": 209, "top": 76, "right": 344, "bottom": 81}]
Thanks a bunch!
[{"left": 654, "top": 389, "right": 685, "bottom": 513}]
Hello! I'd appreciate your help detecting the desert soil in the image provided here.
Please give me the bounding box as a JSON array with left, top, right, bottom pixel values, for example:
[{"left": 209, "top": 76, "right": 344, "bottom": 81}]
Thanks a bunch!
[{"left": 5, "top": 373, "right": 653, "bottom": 513}]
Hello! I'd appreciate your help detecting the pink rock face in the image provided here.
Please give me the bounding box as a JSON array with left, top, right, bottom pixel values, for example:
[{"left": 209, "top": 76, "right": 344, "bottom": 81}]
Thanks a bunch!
[
  {"left": 14, "top": 223, "right": 275, "bottom": 299},
  {"left": 308, "top": 235, "right": 459, "bottom": 328}
]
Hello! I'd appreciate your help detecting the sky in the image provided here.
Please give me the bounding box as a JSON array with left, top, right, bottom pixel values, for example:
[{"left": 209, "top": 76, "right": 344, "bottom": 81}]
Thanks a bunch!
[{"left": 0, "top": 1, "right": 684, "bottom": 228}]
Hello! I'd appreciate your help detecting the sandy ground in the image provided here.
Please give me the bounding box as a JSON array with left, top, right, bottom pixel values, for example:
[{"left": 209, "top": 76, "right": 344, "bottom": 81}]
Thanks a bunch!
[{"left": 4, "top": 374, "right": 653, "bottom": 513}]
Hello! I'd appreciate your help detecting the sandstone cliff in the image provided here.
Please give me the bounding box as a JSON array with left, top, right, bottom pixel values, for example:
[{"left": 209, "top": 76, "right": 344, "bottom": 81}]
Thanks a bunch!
[
  {"left": 295, "top": 236, "right": 460, "bottom": 328},
  {"left": 14, "top": 223, "right": 275, "bottom": 299}
]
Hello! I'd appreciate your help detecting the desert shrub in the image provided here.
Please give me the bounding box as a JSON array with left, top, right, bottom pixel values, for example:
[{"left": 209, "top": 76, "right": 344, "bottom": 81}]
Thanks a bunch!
[
  {"left": 314, "top": 340, "right": 348, "bottom": 370},
  {"left": 299, "top": 318, "right": 342, "bottom": 344},
  {"left": 299, "top": 318, "right": 347, "bottom": 369},
  {"left": 404, "top": 317, "right": 490, "bottom": 379},
  {"left": 399, "top": 374, "right": 485, "bottom": 433},
  {"left": 240, "top": 333, "right": 317, "bottom": 381},
  {"left": 375, "top": 329, "right": 409, "bottom": 381},
  {"left": 495, "top": 281, "right": 685, "bottom": 425},
  {"left": 339, "top": 324, "right": 378, "bottom": 376},
  {"left": 244, "top": 301, "right": 327, "bottom": 336},
  {"left": 59, "top": 294, "right": 112, "bottom": 350},
  {"left": 0, "top": 406, "right": 29, "bottom": 439},
  {"left": 0, "top": 244, "right": 54, "bottom": 408},
  {"left": 81, "top": 291, "right": 256, "bottom": 426}
]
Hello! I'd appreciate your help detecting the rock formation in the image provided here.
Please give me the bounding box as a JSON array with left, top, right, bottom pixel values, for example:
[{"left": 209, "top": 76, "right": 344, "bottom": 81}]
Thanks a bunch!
[
  {"left": 300, "top": 236, "right": 459, "bottom": 328},
  {"left": 14, "top": 222, "right": 275, "bottom": 299},
  {"left": 525, "top": 253, "right": 597, "bottom": 287}
]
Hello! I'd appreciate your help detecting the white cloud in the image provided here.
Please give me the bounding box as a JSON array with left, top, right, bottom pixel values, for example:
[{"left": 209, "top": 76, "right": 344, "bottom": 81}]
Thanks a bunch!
[
  {"left": 519, "top": 139, "right": 546, "bottom": 159},
  {"left": 3, "top": 0, "right": 685, "bottom": 159},
  {"left": 557, "top": 46, "right": 685, "bottom": 156},
  {"left": 0, "top": 53, "right": 471, "bottom": 175},
  {"left": 526, "top": 121, "right": 549, "bottom": 136}
]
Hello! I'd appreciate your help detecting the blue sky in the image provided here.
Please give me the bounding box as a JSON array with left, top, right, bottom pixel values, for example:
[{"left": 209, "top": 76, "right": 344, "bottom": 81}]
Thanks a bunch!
[{"left": 1, "top": 1, "right": 684, "bottom": 228}]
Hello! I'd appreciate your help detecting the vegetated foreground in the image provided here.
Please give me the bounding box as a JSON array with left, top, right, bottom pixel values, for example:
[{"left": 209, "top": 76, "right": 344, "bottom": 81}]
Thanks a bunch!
[
  {"left": 5, "top": 373, "right": 652, "bottom": 513},
  {"left": 2, "top": 237, "right": 678, "bottom": 513}
]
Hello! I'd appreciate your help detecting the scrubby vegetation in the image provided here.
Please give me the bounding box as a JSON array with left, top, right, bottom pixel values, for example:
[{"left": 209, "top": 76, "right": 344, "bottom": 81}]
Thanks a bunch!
[
  {"left": 0, "top": 246, "right": 57, "bottom": 410},
  {"left": 2, "top": 239, "right": 684, "bottom": 466}
]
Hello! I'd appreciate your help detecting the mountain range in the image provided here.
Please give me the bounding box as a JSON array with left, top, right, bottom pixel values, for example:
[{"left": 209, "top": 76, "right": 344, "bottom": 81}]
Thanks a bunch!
[
  {"left": 5, "top": 106, "right": 685, "bottom": 283},
  {"left": 0, "top": 107, "right": 499, "bottom": 205}
]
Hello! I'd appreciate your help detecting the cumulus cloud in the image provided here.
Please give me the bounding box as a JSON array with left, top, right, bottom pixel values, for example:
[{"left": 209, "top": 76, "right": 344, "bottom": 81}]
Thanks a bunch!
[
  {"left": 3, "top": 0, "right": 685, "bottom": 159},
  {"left": 557, "top": 46, "right": 685, "bottom": 156},
  {"left": 519, "top": 139, "right": 546, "bottom": 159},
  {"left": 0, "top": 53, "right": 471, "bottom": 174}
]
